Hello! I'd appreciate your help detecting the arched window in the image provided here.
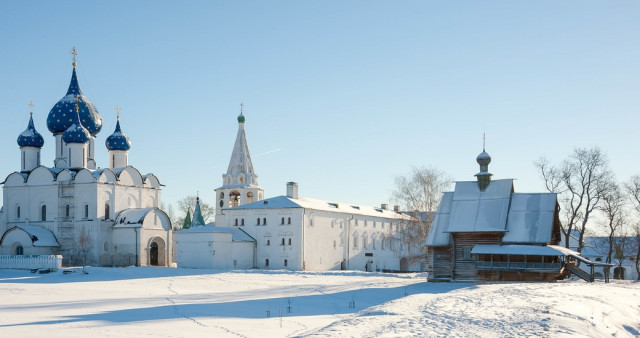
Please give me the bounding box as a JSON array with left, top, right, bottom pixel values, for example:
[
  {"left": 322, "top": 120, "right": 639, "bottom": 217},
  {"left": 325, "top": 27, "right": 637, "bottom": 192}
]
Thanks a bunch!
[
  {"left": 220, "top": 192, "right": 225, "bottom": 199},
  {"left": 15, "top": 245, "right": 24, "bottom": 255},
  {"left": 372, "top": 235, "right": 377, "bottom": 250},
  {"left": 247, "top": 192, "right": 254, "bottom": 203},
  {"left": 281, "top": 217, "right": 285, "bottom": 225},
  {"left": 84, "top": 204, "right": 89, "bottom": 218},
  {"left": 288, "top": 217, "right": 291, "bottom": 224},
  {"left": 257, "top": 218, "right": 261, "bottom": 225},
  {"left": 353, "top": 234, "right": 358, "bottom": 249},
  {"left": 16, "top": 205, "right": 20, "bottom": 219},
  {"left": 235, "top": 218, "right": 239, "bottom": 226},
  {"left": 104, "top": 241, "right": 109, "bottom": 252},
  {"left": 363, "top": 235, "right": 368, "bottom": 249},
  {"left": 284, "top": 259, "right": 288, "bottom": 267},
  {"left": 265, "top": 259, "right": 269, "bottom": 267},
  {"left": 263, "top": 218, "right": 267, "bottom": 225},
  {"left": 266, "top": 239, "right": 270, "bottom": 246},
  {"left": 41, "top": 205, "right": 47, "bottom": 221},
  {"left": 229, "top": 191, "right": 240, "bottom": 207},
  {"left": 381, "top": 237, "right": 386, "bottom": 250},
  {"left": 288, "top": 238, "right": 292, "bottom": 245},
  {"left": 104, "top": 203, "right": 110, "bottom": 220},
  {"left": 281, "top": 238, "right": 285, "bottom": 246},
  {"left": 241, "top": 218, "right": 245, "bottom": 226},
  {"left": 333, "top": 240, "right": 337, "bottom": 248},
  {"left": 65, "top": 204, "right": 70, "bottom": 218}
]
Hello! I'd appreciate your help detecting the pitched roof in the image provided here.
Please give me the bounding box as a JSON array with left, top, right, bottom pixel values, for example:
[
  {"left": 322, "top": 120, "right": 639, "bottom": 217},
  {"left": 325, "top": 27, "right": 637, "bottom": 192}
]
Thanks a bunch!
[{"left": 230, "top": 195, "right": 414, "bottom": 220}]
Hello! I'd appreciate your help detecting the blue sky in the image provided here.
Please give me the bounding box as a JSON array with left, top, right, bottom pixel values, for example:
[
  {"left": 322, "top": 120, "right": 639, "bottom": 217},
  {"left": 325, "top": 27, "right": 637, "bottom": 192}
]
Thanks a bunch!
[{"left": 1, "top": 1, "right": 638, "bottom": 212}]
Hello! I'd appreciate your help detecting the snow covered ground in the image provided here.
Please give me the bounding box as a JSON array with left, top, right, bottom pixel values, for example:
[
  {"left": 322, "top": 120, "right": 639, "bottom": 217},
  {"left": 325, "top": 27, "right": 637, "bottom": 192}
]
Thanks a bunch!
[{"left": 0, "top": 267, "right": 638, "bottom": 337}]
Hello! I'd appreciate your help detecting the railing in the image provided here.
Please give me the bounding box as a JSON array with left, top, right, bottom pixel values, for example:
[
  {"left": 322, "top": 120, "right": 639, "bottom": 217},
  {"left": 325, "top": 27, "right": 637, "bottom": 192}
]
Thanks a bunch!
[
  {"left": 565, "top": 262, "right": 593, "bottom": 282},
  {"left": 0, "top": 255, "right": 62, "bottom": 270},
  {"left": 476, "top": 261, "right": 562, "bottom": 272}
]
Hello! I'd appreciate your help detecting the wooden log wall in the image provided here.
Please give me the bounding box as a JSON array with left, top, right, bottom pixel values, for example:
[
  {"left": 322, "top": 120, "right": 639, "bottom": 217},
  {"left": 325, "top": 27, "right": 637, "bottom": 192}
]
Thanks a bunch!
[
  {"left": 452, "top": 232, "right": 502, "bottom": 280},
  {"left": 428, "top": 247, "right": 451, "bottom": 279}
]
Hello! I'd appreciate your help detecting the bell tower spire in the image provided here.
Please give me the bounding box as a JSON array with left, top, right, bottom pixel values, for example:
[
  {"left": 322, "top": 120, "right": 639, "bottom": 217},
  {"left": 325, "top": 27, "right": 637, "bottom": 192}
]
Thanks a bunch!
[{"left": 215, "top": 104, "right": 264, "bottom": 221}]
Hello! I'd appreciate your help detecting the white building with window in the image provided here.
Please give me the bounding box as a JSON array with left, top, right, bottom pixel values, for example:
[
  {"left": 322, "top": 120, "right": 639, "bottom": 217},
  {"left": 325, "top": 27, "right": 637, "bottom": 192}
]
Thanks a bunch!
[
  {"left": 176, "top": 112, "right": 414, "bottom": 272},
  {"left": 0, "top": 55, "right": 172, "bottom": 267}
]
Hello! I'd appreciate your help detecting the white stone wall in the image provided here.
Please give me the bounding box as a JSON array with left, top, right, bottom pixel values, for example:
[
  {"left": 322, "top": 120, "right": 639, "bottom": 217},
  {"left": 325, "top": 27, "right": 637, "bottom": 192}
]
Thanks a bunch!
[
  {"left": 222, "top": 207, "right": 407, "bottom": 272},
  {"left": 176, "top": 231, "right": 254, "bottom": 269}
]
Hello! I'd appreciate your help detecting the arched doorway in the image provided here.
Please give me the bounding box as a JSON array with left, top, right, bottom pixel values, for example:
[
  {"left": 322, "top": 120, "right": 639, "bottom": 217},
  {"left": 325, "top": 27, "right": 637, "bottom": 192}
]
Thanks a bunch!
[
  {"left": 400, "top": 257, "right": 409, "bottom": 272},
  {"left": 150, "top": 242, "right": 158, "bottom": 266},
  {"left": 340, "top": 259, "right": 347, "bottom": 270},
  {"left": 614, "top": 267, "right": 626, "bottom": 280}
]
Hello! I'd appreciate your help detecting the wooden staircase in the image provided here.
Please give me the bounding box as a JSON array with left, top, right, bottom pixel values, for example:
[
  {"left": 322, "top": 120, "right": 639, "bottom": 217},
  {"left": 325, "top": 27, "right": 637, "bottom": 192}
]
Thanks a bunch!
[{"left": 564, "top": 262, "right": 593, "bottom": 282}]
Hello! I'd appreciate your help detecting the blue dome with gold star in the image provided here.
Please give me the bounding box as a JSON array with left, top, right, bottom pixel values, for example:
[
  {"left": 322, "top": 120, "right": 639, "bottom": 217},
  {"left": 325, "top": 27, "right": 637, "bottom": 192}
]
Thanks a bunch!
[
  {"left": 62, "top": 106, "right": 91, "bottom": 144},
  {"left": 17, "top": 114, "right": 45, "bottom": 148},
  {"left": 105, "top": 118, "right": 131, "bottom": 151},
  {"left": 47, "top": 67, "right": 102, "bottom": 136}
]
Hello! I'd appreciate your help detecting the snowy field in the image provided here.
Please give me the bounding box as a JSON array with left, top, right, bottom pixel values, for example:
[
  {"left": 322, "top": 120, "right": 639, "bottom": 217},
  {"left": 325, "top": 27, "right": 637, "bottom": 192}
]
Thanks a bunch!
[{"left": 0, "top": 267, "right": 638, "bottom": 337}]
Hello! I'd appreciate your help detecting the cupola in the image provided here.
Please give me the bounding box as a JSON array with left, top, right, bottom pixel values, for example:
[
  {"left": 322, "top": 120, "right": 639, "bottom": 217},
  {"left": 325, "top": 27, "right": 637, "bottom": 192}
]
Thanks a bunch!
[{"left": 17, "top": 106, "right": 44, "bottom": 149}]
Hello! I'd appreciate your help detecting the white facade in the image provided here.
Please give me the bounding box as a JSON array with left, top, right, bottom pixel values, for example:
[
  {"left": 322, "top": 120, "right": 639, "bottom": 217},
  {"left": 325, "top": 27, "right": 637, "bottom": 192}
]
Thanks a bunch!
[
  {"left": 219, "top": 187, "right": 412, "bottom": 272},
  {"left": 176, "top": 226, "right": 255, "bottom": 269},
  {"left": 0, "top": 61, "right": 172, "bottom": 267},
  {"left": 177, "top": 112, "right": 416, "bottom": 272}
]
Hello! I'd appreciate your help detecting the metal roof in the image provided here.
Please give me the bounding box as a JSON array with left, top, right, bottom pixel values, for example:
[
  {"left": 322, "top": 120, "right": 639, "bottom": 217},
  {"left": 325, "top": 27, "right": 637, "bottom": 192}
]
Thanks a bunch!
[
  {"left": 447, "top": 179, "right": 513, "bottom": 232},
  {"left": 471, "top": 244, "right": 578, "bottom": 256},
  {"left": 502, "top": 193, "right": 556, "bottom": 244}
]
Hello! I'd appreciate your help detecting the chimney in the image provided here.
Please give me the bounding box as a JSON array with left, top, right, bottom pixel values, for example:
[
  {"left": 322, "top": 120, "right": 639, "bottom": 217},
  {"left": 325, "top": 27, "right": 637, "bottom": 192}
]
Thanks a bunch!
[
  {"left": 393, "top": 205, "right": 400, "bottom": 212},
  {"left": 286, "top": 182, "right": 298, "bottom": 199},
  {"left": 381, "top": 204, "right": 388, "bottom": 210}
]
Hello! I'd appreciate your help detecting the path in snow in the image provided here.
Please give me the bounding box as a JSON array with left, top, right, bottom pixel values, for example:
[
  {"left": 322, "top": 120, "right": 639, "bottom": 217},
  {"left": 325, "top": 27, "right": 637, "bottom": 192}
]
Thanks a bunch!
[{"left": 0, "top": 267, "right": 638, "bottom": 337}]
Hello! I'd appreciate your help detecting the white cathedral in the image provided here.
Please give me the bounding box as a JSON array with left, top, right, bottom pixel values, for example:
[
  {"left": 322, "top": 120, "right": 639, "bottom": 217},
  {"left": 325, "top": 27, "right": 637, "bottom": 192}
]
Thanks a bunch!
[
  {"left": 176, "top": 110, "right": 418, "bottom": 272},
  {"left": 0, "top": 53, "right": 172, "bottom": 267}
]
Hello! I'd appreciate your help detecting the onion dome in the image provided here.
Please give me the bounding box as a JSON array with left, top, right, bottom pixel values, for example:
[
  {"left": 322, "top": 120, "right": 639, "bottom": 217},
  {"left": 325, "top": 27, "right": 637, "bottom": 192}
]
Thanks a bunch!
[
  {"left": 17, "top": 113, "right": 45, "bottom": 148},
  {"left": 237, "top": 102, "right": 246, "bottom": 123},
  {"left": 105, "top": 116, "right": 131, "bottom": 151},
  {"left": 476, "top": 150, "right": 491, "bottom": 167},
  {"left": 47, "top": 66, "right": 102, "bottom": 136},
  {"left": 62, "top": 102, "right": 91, "bottom": 144}
]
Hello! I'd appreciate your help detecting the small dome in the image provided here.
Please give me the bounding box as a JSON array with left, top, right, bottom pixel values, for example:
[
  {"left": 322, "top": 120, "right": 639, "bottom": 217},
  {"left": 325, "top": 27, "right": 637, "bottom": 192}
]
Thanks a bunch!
[
  {"left": 237, "top": 113, "right": 245, "bottom": 123},
  {"left": 476, "top": 150, "right": 491, "bottom": 167},
  {"left": 62, "top": 106, "right": 91, "bottom": 144},
  {"left": 105, "top": 119, "right": 131, "bottom": 151},
  {"left": 47, "top": 67, "right": 102, "bottom": 136},
  {"left": 17, "top": 115, "right": 44, "bottom": 148}
]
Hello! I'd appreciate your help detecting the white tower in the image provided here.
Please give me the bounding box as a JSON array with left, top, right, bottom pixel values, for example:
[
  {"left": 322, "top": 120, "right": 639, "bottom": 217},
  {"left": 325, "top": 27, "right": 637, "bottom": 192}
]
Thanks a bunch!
[
  {"left": 17, "top": 102, "right": 45, "bottom": 172},
  {"left": 215, "top": 104, "right": 264, "bottom": 218}
]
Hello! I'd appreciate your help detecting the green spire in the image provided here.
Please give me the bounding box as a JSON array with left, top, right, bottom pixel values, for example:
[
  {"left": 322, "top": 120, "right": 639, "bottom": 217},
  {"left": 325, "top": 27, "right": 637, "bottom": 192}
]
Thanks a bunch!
[
  {"left": 192, "top": 197, "right": 206, "bottom": 227},
  {"left": 183, "top": 210, "right": 192, "bottom": 229}
]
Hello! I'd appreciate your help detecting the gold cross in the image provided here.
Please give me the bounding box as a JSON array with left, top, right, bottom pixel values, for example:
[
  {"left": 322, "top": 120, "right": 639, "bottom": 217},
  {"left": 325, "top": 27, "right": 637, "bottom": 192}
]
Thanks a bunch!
[
  {"left": 115, "top": 105, "right": 121, "bottom": 120},
  {"left": 28, "top": 101, "right": 34, "bottom": 116},
  {"left": 240, "top": 102, "right": 244, "bottom": 114},
  {"left": 483, "top": 133, "right": 486, "bottom": 151},
  {"left": 70, "top": 47, "right": 78, "bottom": 66}
]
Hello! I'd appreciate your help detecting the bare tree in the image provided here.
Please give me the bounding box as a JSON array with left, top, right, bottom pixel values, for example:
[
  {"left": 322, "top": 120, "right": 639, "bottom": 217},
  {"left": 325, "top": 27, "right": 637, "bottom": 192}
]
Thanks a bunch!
[
  {"left": 535, "top": 147, "right": 612, "bottom": 252},
  {"left": 624, "top": 175, "right": 640, "bottom": 280},
  {"left": 176, "top": 196, "right": 215, "bottom": 225},
  {"left": 161, "top": 202, "right": 180, "bottom": 230},
  {"left": 392, "top": 167, "right": 451, "bottom": 262},
  {"left": 76, "top": 226, "right": 92, "bottom": 274},
  {"left": 599, "top": 182, "right": 626, "bottom": 264}
]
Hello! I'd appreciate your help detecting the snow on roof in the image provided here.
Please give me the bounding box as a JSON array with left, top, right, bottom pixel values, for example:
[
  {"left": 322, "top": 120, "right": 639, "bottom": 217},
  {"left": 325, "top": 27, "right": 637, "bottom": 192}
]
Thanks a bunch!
[
  {"left": 425, "top": 192, "right": 453, "bottom": 246},
  {"left": 471, "top": 244, "right": 579, "bottom": 256},
  {"left": 12, "top": 225, "right": 60, "bottom": 247},
  {"left": 502, "top": 193, "right": 556, "bottom": 244},
  {"left": 230, "top": 195, "right": 414, "bottom": 220},
  {"left": 447, "top": 179, "right": 513, "bottom": 233},
  {"left": 114, "top": 208, "right": 155, "bottom": 228},
  {"left": 178, "top": 225, "right": 255, "bottom": 242}
]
